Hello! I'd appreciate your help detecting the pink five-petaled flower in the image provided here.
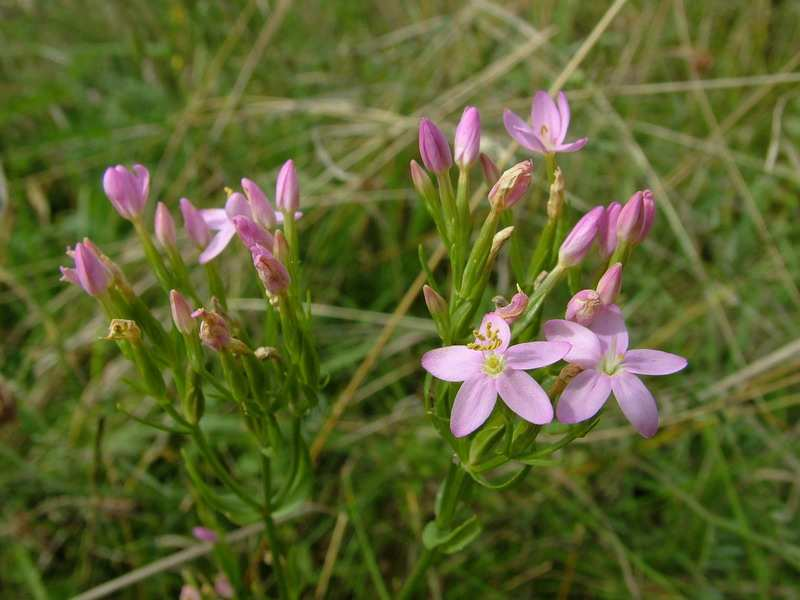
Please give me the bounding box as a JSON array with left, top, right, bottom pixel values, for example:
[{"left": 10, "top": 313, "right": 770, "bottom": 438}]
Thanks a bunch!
[
  {"left": 421, "top": 313, "right": 571, "bottom": 437},
  {"left": 503, "top": 91, "right": 587, "bottom": 155},
  {"left": 60, "top": 241, "right": 112, "bottom": 297},
  {"left": 544, "top": 307, "right": 687, "bottom": 438}
]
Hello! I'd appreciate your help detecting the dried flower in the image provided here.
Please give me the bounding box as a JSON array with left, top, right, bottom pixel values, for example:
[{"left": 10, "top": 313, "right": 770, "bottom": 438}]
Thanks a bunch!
[
  {"left": 105, "top": 319, "right": 142, "bottom": 343},
  {"left": 251, "top": 245, "right": 290, "bottom": 295},
  {"left": 494, "top": 290, "right": 529, "bottom": 324},
  {"left": 488, "top": 160, "right": 533, "bottom": 210}
]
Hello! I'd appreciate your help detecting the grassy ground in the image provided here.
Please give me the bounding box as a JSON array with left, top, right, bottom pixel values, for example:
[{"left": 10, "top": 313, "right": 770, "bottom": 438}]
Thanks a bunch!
[{"left": 2, "top": 0, "right": 800, "bottom": 597}]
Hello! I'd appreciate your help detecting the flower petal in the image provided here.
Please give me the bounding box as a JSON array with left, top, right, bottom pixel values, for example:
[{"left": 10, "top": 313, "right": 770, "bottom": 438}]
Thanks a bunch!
[
  {"left": 201, "top": 208, "right": 229, "bottom": 230},
  {"left": 556, "top": 369, "right": 611, "bottom": 424},
  {"left": 477, "top": 312, "right": 511, "bottom": 353},
  {"left": 503, "top": 109, "right": 546, "bottom": 153},
  {"left": 496, "top": 370, "right": 553, "bottom": 425},
  {"left": 505, "top": 341, "right": 571, "bottom": 370},
  {"left": 225, "top": 192, "right": 251, "bottom": 219},
  {"left": 623, "top": 349, "right": 687, "bottom": 375},
  {"left": 611, "top": 372, "right": 659, "bottom": 438},
  {"left": 590, "top": 305, "right": 628, "bottom": 355},
  {"left": 451, "top": 377, "right": 497, "bottom": 437},
  {"left": 275, "top": 211, "right": 303, "bottom": 223},
  {"left": 543, "top": 319, "right": 602, "bottom": 369},
  {"left": 531, "top": 91, "right": 560, "bottom": 144},
  {"left": 421, "top": 345, "right": 483, "bottom": 382},
  {"left": 199, "top": 225, "right": 236, "bottom": 264},
  {"left": 555, "top": 92, "right": 571, "bottom": 144},
  {"left": 555, "top": 138, "right": 588, "bottom": 153}
]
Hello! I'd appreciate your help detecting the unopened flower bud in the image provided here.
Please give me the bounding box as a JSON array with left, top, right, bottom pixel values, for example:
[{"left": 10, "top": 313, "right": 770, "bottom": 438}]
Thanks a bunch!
[
  {"left": 488, "top": 226, "right": 514, "bottom": 263},
  {"left": 454, "top": 106, "right": 480, "bottom": 168},
  {"left": 599, "top": 201, "right": 621, "bottom": 258},
  {"left": 154, "top": 202, "right": 177, "bottom": 249},
  {"left": 62, "top": 241, "right": 112, "bottom": 296},
  {"left": 546, "top": 167, "right": 565, "bottom": 219},
  {"left": 192, "top": 527, "right": 217, "bottom": 543},
  {"left": 241, "top": 177, "right": 276, "bottom": 229},
  {"left": 233, "top": 215, "right": 274, "bottom": 250},
  {"left": 180, "top": 585, "right": 201, "bottom": 600},
  {"left": 565, "top": 290, "right": 601, "bottom": 326},
  {"left": 479, "top": 153, "right": 500, "bottom": 186},
  {"left": 494, "top": 289, "right": 528, "bottom": 324},
  {"left": 418, "top": 118, "right": 452, "bottom": 174},
  {"left": 488, "top": 160, "right": 533, "bottom": 210},
  {"left": 275, "top": 159, "right": 299, "bottom": 212},
  {"left": 596, "top": 263, "right": 622, "bottom": 305},
  {"left": 272, "top": 229, "right": 289, "bottom": 264},
  {"left": 170, "top": 290, "right": 195, "bottom": 335},
  {"left": 409, "top": 160, "right": 436, "bottom": 201},
  {"left": 422, "top": 285, "right": 447, "bottom": 318},
  {"left": 179, "top": 198, "right": 211, "bottom": 249},
  {"left": 105, "top": 319, "right": 142, "bottom": 343},
  {"left": 251, "top": 245, "right": 290, "bottom": 296},
  {"left": 214, "top": 575, "right": 234, "bottom": 599},
  {"left": 558, "top": 206, "right": 604, "bottom": 267},
  {"left": 617, "top": 191, "right": 645, "bottom": 243},
  {"left": 102, "top": 164, "right": 149, "bottom": 220},
  {"left": 638, "top": 189, "right": 655, "bottom": 242}
]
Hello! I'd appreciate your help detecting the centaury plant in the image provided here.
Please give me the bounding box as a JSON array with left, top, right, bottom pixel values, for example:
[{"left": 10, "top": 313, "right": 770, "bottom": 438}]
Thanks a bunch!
[
  {"left": 402, "top": 89, "right": 687, "bottom": 597},
  {"left": 60, "top": 161, "right": 318, "bottom": 599}
]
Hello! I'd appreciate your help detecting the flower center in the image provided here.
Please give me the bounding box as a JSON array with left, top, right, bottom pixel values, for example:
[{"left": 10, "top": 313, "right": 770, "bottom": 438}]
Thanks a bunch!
[
  {"left": 600, "top": 352, "right": 624, "bottom": 376},
  {"left": 467, "top": 321, "right": 503, "bottom": 351},
  {"left": 540, "top": 124, "right": 553, "bottom": 146},
  {"left": 482, "top": 353, "right": 506, "bottom": 377}
]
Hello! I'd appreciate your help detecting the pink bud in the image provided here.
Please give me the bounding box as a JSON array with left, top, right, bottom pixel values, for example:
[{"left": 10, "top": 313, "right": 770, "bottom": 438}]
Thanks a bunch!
[
  {"left": 565, "top": 289, "right": 601, "bottom": 326},
  {"left": 637, "top": 189, "right": 655, "bottom": 242},
  {"left": 422, "top": 285, "right": 447, "bottom": 318},
  {"left": 616, "top": 191, "right": 645, "bottom": 242},
  {"left": 488, "top": 160, "right": 533, "bottom": 210},
  {"left": 180, "top": 585, "right": 201, "bottom": 600},
  {"left": 418, "top": 118, "right": 452, "bottom": 174},
  {"left": 170, "top": 290, "right": 195, "bottom": 335},
  {"left": 69, "top": 241, "right": 112, "bottom": 296},
  {"left": 251, "top": 245, "right": 290, "bottom": 295},
  {"left": 232, "top": 215, "right": 274, "bottom": 250},
  {"left": 409, "top": 160, "right": 435, "bottom": 200},
  {"left": 154, "top": 202, "right": 177, "bottom": 249},
  {"left": 241, "top": 177, "right": 276, "bottom": 229},
  {"left": 192, "top": 309, "right": 232, "bottom": 352},
  {"left": 192, "top": 526, "right": 218, "bottom": 543},
  {"left": 596, "top": 263, "right": 622, "bottom": 305},
  {"left": 102, "top": 164, "right": 149, "bottom": 220},
  {"left": 494, "top": 291, "right": 529, "bottom": 324},
  {"left": 558, "top": 206, "right": 604, "bottom": 267},
  {"left": 214, "top": 574, "right": 234, "bottom": 599},
  {"left": 179, "top": 198, "right": 211, "bottom": 248},
  {"left": 275, "top": 159, "right": 299, "bottom": 213},
  {"left": 479, "top": 153, "right": 500, "bottom": 187},
  {"left": 272, "top": 229, "right": 289, "bottom": 264},
  {"left": 454, "top": 106, "right": 480, "bottom": 168},
  {"left": 598, "top": 201, "right": 621, "bottom": 258}
]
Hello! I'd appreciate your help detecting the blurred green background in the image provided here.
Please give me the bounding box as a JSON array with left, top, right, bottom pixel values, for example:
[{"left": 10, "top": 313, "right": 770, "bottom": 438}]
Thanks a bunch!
[{"left": 2, "top": 0, "right": 800, "bottom": 597}]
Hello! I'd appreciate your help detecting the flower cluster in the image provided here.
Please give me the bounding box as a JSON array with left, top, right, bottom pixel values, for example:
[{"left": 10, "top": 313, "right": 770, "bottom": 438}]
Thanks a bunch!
[{"left": 60, "top": 160, "right": 319, "bottom": 598}]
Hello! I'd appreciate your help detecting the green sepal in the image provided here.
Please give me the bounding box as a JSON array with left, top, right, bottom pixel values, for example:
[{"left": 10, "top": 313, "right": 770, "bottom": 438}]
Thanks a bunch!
[{"left": 422, "top": 515, "right": 482, "bottom": 554}]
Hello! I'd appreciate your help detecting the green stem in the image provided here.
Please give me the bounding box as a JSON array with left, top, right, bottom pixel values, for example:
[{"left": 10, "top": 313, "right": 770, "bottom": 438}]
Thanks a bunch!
[
  {"left": 132, "top": 219, "right": 173, "bottom": 293},
  {"left": 512, "top": 264, "right": 566, "bottom": 339},
  {"left": 204, "top": 262, "right": 227, "bottom": 309},
  {"left": 397, "top": 547, "right": 435, "bottom": 600},
  {"left": 261, "top": 454, "right": 290, "bottom": 600}
]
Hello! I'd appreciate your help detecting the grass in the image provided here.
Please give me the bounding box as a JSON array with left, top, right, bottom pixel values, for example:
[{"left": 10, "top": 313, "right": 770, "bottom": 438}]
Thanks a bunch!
[{"left": 2, "top": 0, "right": 800, "bottom": 597}]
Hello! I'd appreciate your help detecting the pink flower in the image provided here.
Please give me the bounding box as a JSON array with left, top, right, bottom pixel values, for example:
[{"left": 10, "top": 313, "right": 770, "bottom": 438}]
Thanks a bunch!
[
  {"left": 565, "top": 263, "right": 622, "bottom": 326},
  {"left": 598, "top": 201, "right": 621, "bottom": 259},
  {"left": 154, "top": 202, "right": 177, "bottom": 249},
  {"left": 454, "top": 106, "right": 480, "bottom": 168},
  {"left": 241, "top": 177, "right": 276, "bottom": 229},
  {"left": 179, "top": 585, "right": 201, "bottom": 600},
  {"left": 418, "top": 118, "right": 452, "bottom": 173},
  {"left": 102, "top": 164, "right": 150, "bottom": 220},
  {"left": 60, "top": 241, "right": 112, "bottom": 296},
  {"left": 275, "top": 159, "right": 300, "bottom": 213},
  {"left": 214, "top": 574, "right": 234, "bottom": 599},
  {"left": 494, "top": 290, "right": 529, "bottom": 324},
  {"left": 199, "top": 190, "right": 299, "bottom": 264},
  {"left": 558, "top": 206, "right": 605, "bottom": 267},
  {"left": 421, "top": 313, "right": 570, "bottom": 437},
  {"left": 192, "top": 526, "right": 218, "bottom": 543},
  {"left": 503, "top": 91, "right": 587, "bottom": 155},
  {"left": 232, "top": 215, "right": 274, "bottom": 250},
  {"left": 170, "top": 290, "right": 195, "bottom": 335},
  {"left": 544, "top": 308, "right": 687, "bottom": 438},
  {"left": 179, "top": 198, "right": 211, "bottom": 249}
]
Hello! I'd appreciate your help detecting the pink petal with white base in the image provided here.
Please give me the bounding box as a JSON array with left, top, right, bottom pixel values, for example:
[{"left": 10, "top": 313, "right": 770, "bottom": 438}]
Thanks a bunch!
[
  {"left": 543, "top": 319, "right": 603, "bottom": 369},
  {"left": 611, "top": 372, "right": 659, "bottom": 437},
  {"left": 590, "top": 305, "right": 628, "bottom": 355},
  {"left": 496, "top": 370, "right": 553, "bottom": 425},
  {"left": 623, "top": 349, "right": 687, "bottom": 375},
  {"left": 421, "top": 346, "right": 483, "bottom": 382},
  {"left": 556, "top": 369, "right": 612, "bottom": 424},
  {"left": 199, "top": 226, "right": 236, "bottom": 264},
  {"left": 531, "top": 91, "right": 560, "bottom": 145},
  {"left": 505, "top": 341, "right": 571, "bottom": 370},
  {"left": 450, "top": 377, "right": 497, "bottom": 437}
]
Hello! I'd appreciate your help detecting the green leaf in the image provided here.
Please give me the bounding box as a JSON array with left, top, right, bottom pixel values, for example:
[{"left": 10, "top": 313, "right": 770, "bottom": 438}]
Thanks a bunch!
[{"left": 422, "top": 515, "right": 482, "bottom": 554}]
